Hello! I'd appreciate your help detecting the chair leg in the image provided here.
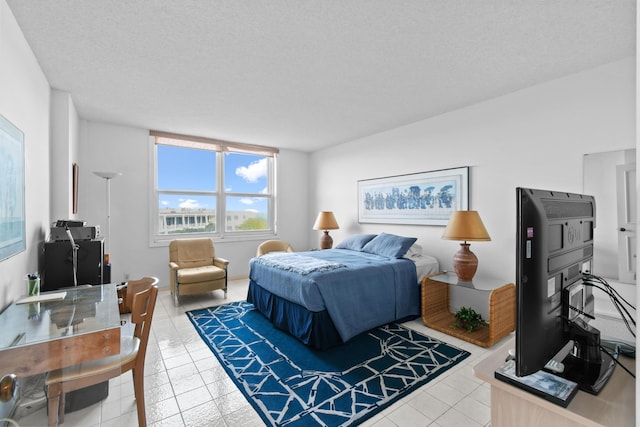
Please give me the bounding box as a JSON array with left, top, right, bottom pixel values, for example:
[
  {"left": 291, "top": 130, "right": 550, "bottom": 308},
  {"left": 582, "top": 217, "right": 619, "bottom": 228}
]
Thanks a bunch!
[{"left": 132, "top": 368, "right": 147, "bottom": 427}]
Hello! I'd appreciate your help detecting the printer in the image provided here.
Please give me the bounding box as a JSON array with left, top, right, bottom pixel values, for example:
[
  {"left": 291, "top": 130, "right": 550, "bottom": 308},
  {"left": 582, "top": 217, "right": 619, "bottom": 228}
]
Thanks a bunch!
[{"left": 49, "top": 220, "right": 101, "bottom": 241}]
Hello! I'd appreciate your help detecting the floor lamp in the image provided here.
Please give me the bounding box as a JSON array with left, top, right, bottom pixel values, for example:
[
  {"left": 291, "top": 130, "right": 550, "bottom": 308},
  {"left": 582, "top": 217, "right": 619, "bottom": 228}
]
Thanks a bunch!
[{"left": 93, "top": 171, "right": 122, "bottom": 268}]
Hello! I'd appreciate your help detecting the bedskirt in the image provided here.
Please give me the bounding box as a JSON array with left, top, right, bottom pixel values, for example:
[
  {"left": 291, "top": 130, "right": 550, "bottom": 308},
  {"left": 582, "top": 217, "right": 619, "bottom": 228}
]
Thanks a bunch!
[
  {"left": 247, "top": 279, "right": 343, "bottom": 349},
  {"left": 247, "top": 278, "right": 422, "bottom": 350}
]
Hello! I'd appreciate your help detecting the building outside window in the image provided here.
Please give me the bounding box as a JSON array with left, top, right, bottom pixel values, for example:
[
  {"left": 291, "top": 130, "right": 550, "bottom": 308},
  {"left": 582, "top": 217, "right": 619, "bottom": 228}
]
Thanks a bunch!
[{"left": 151, "top": 131, "right": 278, "bottom": 242}]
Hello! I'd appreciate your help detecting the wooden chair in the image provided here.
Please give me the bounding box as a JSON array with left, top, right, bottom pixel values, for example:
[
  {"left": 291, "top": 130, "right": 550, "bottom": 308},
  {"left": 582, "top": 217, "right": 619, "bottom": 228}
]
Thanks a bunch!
[
  {"left": 169, "top": 238, "right": 229, "bottom": 305},
  {"left": 118, "top": 276, "right": 158, "bottom": 314},
  {"left": 256, "top": 239, "right": 295, "bottom": 256},
  {"left": 45, "top": 278, "right": 159, "bottom": 427}
]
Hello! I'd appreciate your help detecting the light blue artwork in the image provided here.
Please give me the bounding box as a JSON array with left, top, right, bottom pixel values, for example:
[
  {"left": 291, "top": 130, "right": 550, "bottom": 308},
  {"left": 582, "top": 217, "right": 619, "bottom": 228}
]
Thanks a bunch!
[
  {"left": 0, "top": 114, "right": 25, "bottom": 261},
  {"left": 358, "top": 167, "right": 469, "bottom": 225}
]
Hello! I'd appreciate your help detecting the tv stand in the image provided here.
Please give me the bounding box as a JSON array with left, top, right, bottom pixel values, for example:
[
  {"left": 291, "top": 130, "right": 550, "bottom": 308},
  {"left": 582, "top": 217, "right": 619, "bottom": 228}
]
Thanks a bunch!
[
  {"left": 561, "top": 345, "right": 617, "bottom": 395},
  {"left": 473, "top": 338, "right": 635, "bottom": 427},
  {"left": 561, "top": 318, "right": 617, "bottom": 394}
]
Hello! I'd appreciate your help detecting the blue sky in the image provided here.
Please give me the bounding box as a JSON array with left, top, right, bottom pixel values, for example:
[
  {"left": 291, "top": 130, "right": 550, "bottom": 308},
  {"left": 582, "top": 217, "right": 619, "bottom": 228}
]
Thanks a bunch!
[{"left": 157, "top": 146, "right": 268, "bottom": 213}]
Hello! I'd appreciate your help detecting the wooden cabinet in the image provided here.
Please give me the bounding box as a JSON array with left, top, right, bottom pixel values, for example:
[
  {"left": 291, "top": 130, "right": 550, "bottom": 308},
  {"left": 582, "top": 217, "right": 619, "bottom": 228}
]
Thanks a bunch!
[
  {"left": 474, "top": 338, "right": 636, "bottom": 426},
  {"left": 421, "top": 272, "right": 515, "bottom": 347}
]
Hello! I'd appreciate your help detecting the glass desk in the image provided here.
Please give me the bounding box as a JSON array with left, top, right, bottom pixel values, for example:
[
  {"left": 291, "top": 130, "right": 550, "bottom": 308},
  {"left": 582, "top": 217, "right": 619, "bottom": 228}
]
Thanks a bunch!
[{"left": 0, "top": 284, "right": 121, "bottom": 378}]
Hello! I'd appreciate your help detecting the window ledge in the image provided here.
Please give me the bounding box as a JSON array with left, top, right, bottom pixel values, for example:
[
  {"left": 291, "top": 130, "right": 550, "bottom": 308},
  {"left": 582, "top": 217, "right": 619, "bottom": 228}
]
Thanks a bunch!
[{"left": 149, "top": 233, "right": 278, "bottom": 248}]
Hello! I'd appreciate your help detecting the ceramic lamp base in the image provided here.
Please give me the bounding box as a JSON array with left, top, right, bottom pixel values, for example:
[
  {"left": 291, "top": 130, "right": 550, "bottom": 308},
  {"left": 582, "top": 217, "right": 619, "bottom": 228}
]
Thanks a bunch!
[
  {"left": 453, "top": 243, "right": 478, "bottom": 282},
  {"left": 320, "top": 231, "right": 333, "bottom": 250}
]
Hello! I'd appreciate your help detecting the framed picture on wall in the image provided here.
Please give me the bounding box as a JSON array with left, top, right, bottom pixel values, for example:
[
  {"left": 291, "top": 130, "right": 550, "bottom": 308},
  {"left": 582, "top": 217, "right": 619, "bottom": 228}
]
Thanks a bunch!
[
  {"left": 72, "top": 163, "right": 79, "bottom": 214},
  {"left": 0, "top": 114, "right": 26, "bottom": 261},
  {"left": 358, "top": 167, "right": 469, "bottom": 226}
]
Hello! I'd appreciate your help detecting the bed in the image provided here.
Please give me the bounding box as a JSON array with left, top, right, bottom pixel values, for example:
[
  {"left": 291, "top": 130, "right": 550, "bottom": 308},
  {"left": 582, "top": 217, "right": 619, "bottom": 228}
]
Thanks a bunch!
[{"left": 247, "top": 233, "right": 440, "bottom": 349}]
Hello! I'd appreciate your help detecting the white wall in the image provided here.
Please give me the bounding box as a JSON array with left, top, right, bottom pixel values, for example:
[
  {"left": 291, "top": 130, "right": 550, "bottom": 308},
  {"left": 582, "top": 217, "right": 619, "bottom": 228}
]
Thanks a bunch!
[
  {"left": 50, "top": 90, "right": 80, "bottom": 221},
  {"left": 309, "top": 58, "right": 636, "bottom": 341},
  {"left": 0, "top": 1, "right": 51, "bottom": 419},
  {"left": 310, "top": 58, "right": 635, "bottom": 282},
  {"left": 0, "top": 1, "right": 50, "bottom": 308},
  {"left": 76, "top": 121, "right": 311, "bottom": 287}
]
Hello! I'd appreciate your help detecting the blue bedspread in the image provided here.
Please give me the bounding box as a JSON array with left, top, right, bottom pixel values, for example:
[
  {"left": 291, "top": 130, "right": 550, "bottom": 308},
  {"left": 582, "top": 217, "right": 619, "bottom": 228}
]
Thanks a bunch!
[
  {"left": 249, "top": 249, "right": 419, "bottom": 342},
  {"left": 253, "top": 253, "right": 346, "bottom": 275}
]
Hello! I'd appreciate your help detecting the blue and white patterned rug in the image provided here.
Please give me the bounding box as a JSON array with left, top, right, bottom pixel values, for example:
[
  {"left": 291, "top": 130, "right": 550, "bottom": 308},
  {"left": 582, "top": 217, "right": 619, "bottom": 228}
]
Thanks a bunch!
[{"left": 187, "top": 301, "right": 470, "bottom": 426}]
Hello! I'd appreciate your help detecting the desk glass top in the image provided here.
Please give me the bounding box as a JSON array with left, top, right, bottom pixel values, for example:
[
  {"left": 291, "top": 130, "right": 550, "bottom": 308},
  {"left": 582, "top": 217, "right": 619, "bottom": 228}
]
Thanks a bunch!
[
  {"left": 430, "top": 271, "right": 504, "bottom": 292},
  {"left": 0, "top": 284, "right": 120, "bottom": 351}
]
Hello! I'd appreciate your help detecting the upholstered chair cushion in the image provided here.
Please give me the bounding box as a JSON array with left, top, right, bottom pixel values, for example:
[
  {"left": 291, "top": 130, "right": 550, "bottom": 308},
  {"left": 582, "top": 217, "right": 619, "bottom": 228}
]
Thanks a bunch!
[{"left": 177, "top": 265, "right": 226, "bottom": 284}]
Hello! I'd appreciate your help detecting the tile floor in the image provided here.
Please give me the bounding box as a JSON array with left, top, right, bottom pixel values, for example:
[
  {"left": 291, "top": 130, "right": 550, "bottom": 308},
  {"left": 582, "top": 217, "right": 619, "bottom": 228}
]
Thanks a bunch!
[{"left": 15, "top": 278, "right": 503, "bottom": 427}]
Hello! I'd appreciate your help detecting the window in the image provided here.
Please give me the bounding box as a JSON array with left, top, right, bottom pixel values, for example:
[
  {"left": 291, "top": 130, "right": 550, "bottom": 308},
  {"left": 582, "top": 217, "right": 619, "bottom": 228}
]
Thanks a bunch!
[{"left": 151, "top": 131, "right": 278, "bottom": 241}]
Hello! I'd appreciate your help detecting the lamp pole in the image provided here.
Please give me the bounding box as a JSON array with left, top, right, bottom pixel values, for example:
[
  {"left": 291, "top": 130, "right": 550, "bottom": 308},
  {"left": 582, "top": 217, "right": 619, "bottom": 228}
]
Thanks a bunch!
[{"left": 93, "top": 172, "right": 122, "bottom": 262}]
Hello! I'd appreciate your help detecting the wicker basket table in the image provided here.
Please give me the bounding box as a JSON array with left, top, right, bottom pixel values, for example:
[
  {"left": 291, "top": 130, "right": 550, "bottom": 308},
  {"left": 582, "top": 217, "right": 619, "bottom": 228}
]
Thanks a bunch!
[{"left": 421, "top": 272, "right": 516, "bottom": 347}]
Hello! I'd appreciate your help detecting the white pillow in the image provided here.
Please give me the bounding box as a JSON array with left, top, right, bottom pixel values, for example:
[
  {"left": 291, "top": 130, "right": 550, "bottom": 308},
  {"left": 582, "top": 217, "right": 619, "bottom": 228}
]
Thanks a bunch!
[{"left": 403, "top": 243, "right": 423, "bottom": 259}]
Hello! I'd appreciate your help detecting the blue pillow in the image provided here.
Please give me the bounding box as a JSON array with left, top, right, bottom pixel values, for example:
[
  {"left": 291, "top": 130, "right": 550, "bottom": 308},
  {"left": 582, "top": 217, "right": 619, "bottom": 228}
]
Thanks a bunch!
[
  {"left": 335, "top": 234, "right": 377, "bottom": 251},
  {"left": 361, "top": 233, "right": 418, "bottom": 258}
]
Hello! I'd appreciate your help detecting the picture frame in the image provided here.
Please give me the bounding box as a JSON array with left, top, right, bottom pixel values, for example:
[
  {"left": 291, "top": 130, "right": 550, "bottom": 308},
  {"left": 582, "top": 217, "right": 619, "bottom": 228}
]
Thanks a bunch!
[
  {"left": 358, "top": 167, "right": 469, "bottom": 226},
  {"left": 72, "top": 163, "right": 79, "bottom": 214},
  {"left": 0, "top": 114, "right": 26, "bottom": 261}
]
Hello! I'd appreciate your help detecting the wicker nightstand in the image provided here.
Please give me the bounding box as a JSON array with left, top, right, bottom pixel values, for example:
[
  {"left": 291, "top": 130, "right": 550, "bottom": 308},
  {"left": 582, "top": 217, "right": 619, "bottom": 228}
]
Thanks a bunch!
[{"left": 421, "top": 272, "right": 516, "bottom": 347}]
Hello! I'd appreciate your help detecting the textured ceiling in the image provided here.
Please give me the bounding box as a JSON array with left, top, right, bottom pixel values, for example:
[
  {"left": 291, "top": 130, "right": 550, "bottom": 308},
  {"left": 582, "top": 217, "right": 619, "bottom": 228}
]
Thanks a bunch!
[{"left": 6, "top": 1, "right": 636, "bottom": 152}]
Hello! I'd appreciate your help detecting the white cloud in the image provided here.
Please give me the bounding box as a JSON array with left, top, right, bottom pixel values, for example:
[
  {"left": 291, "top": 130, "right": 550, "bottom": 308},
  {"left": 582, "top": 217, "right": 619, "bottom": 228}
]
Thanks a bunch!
[
  {"left": 179, "top": 198, "right": 200, "bottom": 208},
  {"left": 236, "top": 157, "right": 267, "bottom": 183},
  {"left": 239, "top": 198, "right": 254, "bottom": 205}
]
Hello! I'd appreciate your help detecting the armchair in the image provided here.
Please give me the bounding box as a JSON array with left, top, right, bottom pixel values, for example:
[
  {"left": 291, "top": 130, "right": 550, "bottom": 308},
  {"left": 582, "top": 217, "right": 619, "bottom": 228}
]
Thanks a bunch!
[
  {"left": 256, "top": 239, "right": 295, "bottom": 256},
  {"left": 169, "top": 238, "right": 229, "bottom": 305}
]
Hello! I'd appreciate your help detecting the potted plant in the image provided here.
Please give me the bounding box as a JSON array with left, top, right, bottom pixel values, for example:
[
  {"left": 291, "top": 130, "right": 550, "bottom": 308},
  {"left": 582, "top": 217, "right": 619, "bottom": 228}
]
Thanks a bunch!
[{"left": 453, "top": 306, "right": 486, "bottom": 332}]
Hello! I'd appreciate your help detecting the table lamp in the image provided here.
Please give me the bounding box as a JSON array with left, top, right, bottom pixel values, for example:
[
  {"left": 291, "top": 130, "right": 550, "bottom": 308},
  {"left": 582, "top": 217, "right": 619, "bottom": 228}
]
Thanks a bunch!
[
  {"left": 441, "top": 210, "right": 491, "bottom": 282},
  {"left": 313, "top": 211, "right": 339, "bottom": 249}
]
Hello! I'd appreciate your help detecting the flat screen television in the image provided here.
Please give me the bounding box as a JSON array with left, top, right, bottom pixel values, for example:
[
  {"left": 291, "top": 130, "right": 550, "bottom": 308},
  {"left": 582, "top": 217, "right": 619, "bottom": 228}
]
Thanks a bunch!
[{"left": 515, "top": 187, "right": 616, "bottom": 394}]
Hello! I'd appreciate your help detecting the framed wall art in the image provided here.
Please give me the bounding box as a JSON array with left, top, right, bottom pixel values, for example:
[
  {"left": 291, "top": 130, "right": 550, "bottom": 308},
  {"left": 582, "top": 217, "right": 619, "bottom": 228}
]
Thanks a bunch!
[
  {"left": 72, "top": 163, "right": 79, "bottom": 214},
  {"left": 0, "top": 114, "right": 26, "bottom": 261},
  {"left": 358, "top": 167, "right": 469, "bottom": 226}
]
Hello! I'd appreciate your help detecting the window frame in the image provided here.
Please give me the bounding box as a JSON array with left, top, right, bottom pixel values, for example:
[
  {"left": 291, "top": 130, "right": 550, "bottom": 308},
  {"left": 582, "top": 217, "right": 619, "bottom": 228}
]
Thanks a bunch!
[{"left": 149, "top": 131, "right": 278, "bottom": 245}]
